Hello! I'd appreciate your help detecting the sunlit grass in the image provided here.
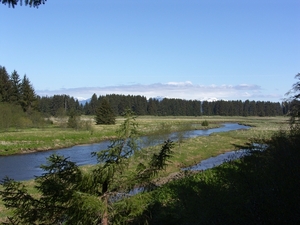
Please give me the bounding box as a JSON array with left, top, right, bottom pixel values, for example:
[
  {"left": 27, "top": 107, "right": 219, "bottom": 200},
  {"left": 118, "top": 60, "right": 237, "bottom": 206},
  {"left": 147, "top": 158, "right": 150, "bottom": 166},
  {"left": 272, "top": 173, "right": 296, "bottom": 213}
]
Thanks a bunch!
[
  {"left": 0, "top": 115, "right": 287, "bottom": 156},
  {"left": 0, "top": 116, "right": 288, "bottom": 221},
  {"left": 0, "top": 115, "right": 221, "bottom": 156}
]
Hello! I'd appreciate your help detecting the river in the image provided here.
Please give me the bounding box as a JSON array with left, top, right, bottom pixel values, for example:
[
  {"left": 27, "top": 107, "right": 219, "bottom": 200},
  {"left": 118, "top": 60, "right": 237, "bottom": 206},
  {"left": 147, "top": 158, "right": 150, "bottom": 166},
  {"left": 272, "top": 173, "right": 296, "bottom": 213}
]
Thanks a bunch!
[{"left": 0, "top": 123, "right": 249, "bottom": 181}]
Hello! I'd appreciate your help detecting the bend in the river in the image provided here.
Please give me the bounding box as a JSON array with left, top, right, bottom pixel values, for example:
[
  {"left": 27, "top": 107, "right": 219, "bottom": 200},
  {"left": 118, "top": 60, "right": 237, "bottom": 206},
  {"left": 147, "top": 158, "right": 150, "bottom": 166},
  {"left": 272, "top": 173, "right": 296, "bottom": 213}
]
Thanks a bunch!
[{"left": 0, "top": 123, "right": 249, "bottom": 181}]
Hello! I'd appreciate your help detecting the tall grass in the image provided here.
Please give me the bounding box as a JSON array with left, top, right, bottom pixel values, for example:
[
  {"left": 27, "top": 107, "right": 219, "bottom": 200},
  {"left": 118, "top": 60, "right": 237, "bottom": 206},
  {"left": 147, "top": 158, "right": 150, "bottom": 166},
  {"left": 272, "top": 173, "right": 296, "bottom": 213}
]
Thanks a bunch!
[
  {"left": 0, "top": 115, "right": 221, "bottom": 156},
  {"left": 0, "top": 116, "right": 288, "bottom": 222},
  {"left": 148, "top": 128, "right": 300, "bottom": 224},
  {"left": 0, "top": 116, "right": 288, "bottom": 156}
]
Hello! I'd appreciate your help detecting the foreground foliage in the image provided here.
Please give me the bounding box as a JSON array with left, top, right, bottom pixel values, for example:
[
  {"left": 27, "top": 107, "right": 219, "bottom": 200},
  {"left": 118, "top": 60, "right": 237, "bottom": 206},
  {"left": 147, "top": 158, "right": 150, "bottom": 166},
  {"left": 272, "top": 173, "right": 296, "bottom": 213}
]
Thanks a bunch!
[
  {"left": 148, "top": 128, "right": 300, "bottom": 224},
  {"left": 0, "top": 112, "right": 174, "bottom": 224},
  {"left": 1, "top": 0, "right": 46, "bottom": 8},
  {"left": 146, "top": 73, "right": 300, "bottom": 224}
]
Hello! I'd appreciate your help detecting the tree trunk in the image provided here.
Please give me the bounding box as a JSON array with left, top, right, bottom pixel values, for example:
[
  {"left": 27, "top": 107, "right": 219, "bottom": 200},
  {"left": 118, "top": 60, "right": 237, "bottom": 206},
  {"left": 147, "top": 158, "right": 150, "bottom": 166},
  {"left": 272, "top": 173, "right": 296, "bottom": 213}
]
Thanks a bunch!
[
  {"left": 102, "top": 196, "right": 108, "bottom": 225},
  {"left": 101, "top": 180, "right": 109, "bottom": 225}
]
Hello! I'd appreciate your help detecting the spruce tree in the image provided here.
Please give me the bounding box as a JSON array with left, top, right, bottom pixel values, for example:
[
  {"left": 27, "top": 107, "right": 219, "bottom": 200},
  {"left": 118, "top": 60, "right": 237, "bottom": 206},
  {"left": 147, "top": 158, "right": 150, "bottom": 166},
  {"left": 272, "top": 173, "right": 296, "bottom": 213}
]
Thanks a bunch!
[
  {"left": 0, "top": 111, "right": 174, "bottom": 225},
  {"left": 20, "top": 75, "right": 37, "bottom": 112},
  {"left": 286, "top": 73, "right": 300, "bottom": 127},
  {"left": 0, "top": 66, "right": 11, "bottom": 102},
  {"left": 95, "top": 98, "right": 116, "bottom": 125},
  {"left": 89, "top": 93, "right": 98, "bottom": 115},
  {"left": 9, "top": 70, "right": 21, "bottom": 103}
]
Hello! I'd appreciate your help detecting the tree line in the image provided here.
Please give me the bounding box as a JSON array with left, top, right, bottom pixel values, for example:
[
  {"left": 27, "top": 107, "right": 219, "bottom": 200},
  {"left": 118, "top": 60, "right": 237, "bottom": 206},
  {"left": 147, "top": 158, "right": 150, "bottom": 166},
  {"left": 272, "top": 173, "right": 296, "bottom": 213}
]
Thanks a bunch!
[
  {"left": 0, "top": 66, "right": 47, "bottom": 129},
  {"left": 82, "top": 93, "right": 286, "bottom": 117},
  {"left": 1, "top": 74, "right": 300, "bottom": 224},
  {"left": 34, "top": 93, "right": 288, "bottom": 118},
  {"left": 0, "top": 66, "right": 37, "bottom": 112},
  {"left": 1, "top": 65, "right": 289, "bottom": 120}
]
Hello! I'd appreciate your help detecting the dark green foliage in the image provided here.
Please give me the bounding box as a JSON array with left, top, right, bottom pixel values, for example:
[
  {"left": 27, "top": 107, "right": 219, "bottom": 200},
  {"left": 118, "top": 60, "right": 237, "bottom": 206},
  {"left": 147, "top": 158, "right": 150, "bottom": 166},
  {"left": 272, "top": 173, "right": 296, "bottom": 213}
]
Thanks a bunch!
[
  {"left": 149, "top": 129, "right": 300, "bottom": 224},
  {"left": 9, "top": 70, "right": 21, "bottom": 103},
  {"left": 201, "top": 99, "right": 283, "bottom": 117},
  {"left": 0, "top": 66, "right": 11, "bottom": 102},
  {"left": 0, "top": 112, "right": 174, "bottom": 224},
  {"left": 0, "top": 67, "right": 38, "bottom": 111},
  {"left": 38, "top": 94, "right": 83, "bottom": 117},
  {"left": 67, "top": 110, "right": 80, "bottom": 129},
  {"left": 95, "top": 98, "right": 116, "bottom": 125},
  {"left": 1, "top": 154, "right": 102, "bottom": 225},
  {"left": 1, "top": 65, "right": 84, "bottom": 118},
  {"left": 83, "top": 93, "right": 284, "bottom": 117},
  {"left": 1, "top": 0, "right": 47, "bottom": 8},
  {"left": 20, "top": 75, "right": 37, "bottom": 112},
  {"left": 286, "top": 73, "right": 300, "bottom": 126},
  {"left": 147, "top": 74, "right": 300, "bottom": 224},
  {"left": 201, "top": 120, "right": 209, "bottom": 126},
  {"left": 136, "top": 139, "right": 174, "bottom": 189},
  {"left": 0, "top": 102, "right": 45, "bottom": 130},
  {"left": 0, "top": 177, "right": 39, "bottom": 224},
  {"left": 88, "top": 93, "right": 99, "bottom": 115}
]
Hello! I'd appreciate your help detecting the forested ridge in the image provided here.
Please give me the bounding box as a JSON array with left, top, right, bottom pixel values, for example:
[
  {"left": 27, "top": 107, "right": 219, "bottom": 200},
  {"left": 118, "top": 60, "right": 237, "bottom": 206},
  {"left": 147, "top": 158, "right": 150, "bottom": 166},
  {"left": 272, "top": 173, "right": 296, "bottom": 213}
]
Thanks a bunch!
[{"left": 1, "top": 65, "right": 288, "bottom": 120}]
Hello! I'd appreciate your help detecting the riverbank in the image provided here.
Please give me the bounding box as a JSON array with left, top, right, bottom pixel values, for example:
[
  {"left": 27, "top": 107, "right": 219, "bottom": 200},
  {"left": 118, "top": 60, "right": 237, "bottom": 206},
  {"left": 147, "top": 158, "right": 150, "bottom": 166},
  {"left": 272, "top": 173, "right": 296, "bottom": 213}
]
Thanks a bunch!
[
  {"left": 0, "top": 116, "right": 289, "bottom": 222},
  {"left": 147, "top": 126, "right": 300, "bottom": 224},
  {"left": 0, "top": 123, "right": 249, "bottom": 181},
  {"left": 0, "top": 116, "right": 287, "bottom": 156},
  {"left": 0, "top": 116, "right": 218, "bottom": 156}
]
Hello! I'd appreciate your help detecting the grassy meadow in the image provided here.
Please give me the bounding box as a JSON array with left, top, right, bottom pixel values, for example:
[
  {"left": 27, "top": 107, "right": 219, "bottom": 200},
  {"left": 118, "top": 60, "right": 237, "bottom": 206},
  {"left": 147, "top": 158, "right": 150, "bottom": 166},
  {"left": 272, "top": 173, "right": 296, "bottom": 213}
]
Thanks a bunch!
[
  {"left": 0, "top": 115, "right": 289, "bottom": 222},
  {"left": 0, "top": 115, "right": 288, "bottom": 156}
]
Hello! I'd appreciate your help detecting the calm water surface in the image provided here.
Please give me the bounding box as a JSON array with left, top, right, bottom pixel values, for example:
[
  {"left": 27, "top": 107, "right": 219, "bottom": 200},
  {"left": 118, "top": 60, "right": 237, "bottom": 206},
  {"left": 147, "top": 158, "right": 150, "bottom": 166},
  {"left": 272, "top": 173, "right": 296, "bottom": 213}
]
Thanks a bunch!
[{"left": 0, "top": 123, "right": 249, "bottom": 181}]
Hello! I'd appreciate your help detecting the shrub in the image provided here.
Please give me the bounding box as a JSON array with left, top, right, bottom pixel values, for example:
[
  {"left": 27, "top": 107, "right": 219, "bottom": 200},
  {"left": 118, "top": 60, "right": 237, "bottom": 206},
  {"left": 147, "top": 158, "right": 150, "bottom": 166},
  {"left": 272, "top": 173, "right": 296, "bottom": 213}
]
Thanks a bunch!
[{"left": 201, "top": 120, "right": 209, "bottom": 126}]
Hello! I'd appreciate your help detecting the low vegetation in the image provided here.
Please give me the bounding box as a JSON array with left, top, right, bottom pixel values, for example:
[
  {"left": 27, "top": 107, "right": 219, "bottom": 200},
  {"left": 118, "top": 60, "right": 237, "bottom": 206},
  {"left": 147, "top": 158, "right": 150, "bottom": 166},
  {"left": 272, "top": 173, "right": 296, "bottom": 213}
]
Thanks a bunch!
[
  {"left": 0, "top": 68, "right": 298, "bottom": 223},
  {"left": 148, "top": 128, "right": 300, "bottom": 224},
  {"left": 0, "top": 115, "right": 291, "bottom": 224},
  {"left": 0, "top": 115, "right": 288, "bottom": 156}
]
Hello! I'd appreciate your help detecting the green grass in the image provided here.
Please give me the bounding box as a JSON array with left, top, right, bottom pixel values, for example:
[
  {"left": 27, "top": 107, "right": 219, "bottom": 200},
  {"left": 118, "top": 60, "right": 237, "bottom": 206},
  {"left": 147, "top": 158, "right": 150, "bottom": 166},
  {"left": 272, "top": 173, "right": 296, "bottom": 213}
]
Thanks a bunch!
[
  {"left": 129, "top": 116, "right": 289, "bottom": 182},
  {"left": 0, "top": 115, "right": 288, "bottom": 156},
  {"left": 0, "top": 116, "right": 288, "bottom": 222},
  {"left": 0, "top": 115, "right": 222, "bottom": 156}
]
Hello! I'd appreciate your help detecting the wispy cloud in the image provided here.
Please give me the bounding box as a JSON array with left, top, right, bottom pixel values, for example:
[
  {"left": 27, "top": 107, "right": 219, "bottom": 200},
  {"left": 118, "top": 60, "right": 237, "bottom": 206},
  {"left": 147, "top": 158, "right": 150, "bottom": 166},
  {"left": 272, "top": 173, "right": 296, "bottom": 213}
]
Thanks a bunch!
[{"left": 36, "top": 81, "right": 283, "bottom": 102}]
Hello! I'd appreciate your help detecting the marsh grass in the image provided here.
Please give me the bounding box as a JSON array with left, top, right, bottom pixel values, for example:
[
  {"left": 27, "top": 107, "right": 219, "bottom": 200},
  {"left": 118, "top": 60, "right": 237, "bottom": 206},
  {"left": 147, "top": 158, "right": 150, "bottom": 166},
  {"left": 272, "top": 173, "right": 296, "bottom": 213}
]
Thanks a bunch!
[
  {"left": 0, "top": 116, "right": 288, "bottom": 221},
  {"left": 0, "top": 115, "right": 221, "bottom": 156},
  {"left": 128, "top": 116, "right": 288, "bottom": 181}
]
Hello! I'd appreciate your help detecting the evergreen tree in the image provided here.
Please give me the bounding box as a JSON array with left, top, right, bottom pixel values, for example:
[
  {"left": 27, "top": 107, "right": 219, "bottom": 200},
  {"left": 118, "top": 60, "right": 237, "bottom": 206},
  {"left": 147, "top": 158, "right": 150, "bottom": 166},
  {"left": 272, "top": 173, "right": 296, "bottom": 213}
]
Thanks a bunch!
[
  {"left": 147, "top": 98, "right": 159, "bottom": 115},
  {"left": 9, "top": 70, "right": 21, "bottom": 103},
  {"left": 243, "top": 100, "right": 250, "bottom": 116},
  {"left": 256, "top": 101, "right": 265, "bottom": 117},
  {"left": 20, "top": 75, "right": 37, "bottom": 112},
  {"left": 249, "top": 100, "right": 257, "bottom": 116},
  {"left": 0, "top": 66, "right": 11, "bottom": 102},
  {"left": 0, "top": 111, "right": 174, "bottom": 225},
  {"left": 89, "top": 93, "right": 98, "bottom": 115},
  {"left": 286, "top": 73, "right": 300, "bottom": 126},
  {"left": 95, "top": 98, "right": 116, "bottom": 125}
]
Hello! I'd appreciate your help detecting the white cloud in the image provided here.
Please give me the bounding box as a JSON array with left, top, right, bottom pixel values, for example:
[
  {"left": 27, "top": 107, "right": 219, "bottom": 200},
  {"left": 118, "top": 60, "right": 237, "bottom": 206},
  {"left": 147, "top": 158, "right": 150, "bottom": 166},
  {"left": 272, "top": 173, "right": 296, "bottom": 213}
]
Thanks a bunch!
[
  {"left": 36, "top": 82, "right": 283, "bottom": 102},
  {"left": 167, "top": 81, "right": 193, "bottom": 86}
]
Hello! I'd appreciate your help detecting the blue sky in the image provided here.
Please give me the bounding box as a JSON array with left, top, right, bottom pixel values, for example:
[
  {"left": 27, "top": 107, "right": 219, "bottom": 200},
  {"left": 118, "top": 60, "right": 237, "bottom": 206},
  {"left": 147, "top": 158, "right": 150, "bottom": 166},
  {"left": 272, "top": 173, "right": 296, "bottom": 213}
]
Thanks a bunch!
[{"left": 0, "top": 0, "right": 299, "bottom": 102}]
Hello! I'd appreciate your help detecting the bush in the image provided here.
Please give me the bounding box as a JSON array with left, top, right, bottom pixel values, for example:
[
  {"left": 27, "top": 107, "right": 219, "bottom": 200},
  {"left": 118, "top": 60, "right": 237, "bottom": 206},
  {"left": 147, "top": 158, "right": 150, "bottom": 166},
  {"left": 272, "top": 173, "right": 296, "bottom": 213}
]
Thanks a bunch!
[
  {"left": 0, "top": 103, "right": 45, "bottom": 130},
  {"left": 201, "top": 120, "right": 209, "bottom": 126},
  {"left": 149, "top": 128, "right": 300, "bottom": 224}
]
